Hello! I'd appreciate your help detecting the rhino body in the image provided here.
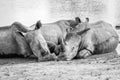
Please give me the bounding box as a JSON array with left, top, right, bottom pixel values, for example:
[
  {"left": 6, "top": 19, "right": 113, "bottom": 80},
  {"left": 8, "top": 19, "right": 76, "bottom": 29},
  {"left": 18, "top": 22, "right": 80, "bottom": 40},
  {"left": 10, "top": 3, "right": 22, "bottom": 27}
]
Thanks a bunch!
[
  {"left": 0, "top": 22, "right": 32, "bottom": 57},
  {"left": 63, "top": 21, "right": 119, "bottom": 60}
]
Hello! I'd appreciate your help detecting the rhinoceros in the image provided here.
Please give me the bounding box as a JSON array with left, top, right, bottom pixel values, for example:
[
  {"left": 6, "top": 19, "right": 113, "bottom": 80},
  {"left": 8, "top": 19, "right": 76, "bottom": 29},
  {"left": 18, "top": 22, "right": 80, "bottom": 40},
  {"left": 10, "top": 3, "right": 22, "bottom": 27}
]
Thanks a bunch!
[
  {"left": 20, "top": 22, "right": 58, "bottom": 61},
  {"left": 0, "top": 22, "right": 33, "bottom": 57},
  {"left": 62, "top": 20, "right": 119, "bottom": 60},
  {"left": 30, "top": 17, "right": 81, "bottom": 55}
]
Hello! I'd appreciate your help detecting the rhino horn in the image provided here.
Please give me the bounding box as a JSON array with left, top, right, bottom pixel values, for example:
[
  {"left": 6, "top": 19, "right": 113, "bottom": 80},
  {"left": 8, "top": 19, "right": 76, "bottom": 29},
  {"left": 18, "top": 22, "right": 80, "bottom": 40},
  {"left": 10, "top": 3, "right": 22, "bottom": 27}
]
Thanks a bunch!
[{"left": 77, "top": 28, "right": 90, "bottom": 35}]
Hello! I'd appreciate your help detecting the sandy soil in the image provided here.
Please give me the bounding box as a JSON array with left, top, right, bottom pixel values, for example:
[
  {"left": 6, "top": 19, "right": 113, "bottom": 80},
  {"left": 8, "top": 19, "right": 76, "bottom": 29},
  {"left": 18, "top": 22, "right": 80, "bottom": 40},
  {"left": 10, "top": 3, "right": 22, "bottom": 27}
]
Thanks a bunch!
[{"left": 0, "top": 51, "right": 120, "bottom": 80}]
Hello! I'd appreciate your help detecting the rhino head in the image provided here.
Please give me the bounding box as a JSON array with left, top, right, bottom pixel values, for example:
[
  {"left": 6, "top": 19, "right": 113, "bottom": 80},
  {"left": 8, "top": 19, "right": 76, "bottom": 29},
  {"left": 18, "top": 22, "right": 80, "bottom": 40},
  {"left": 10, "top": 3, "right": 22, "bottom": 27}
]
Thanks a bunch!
[
  {"left": 19, "top": 21, "right": 51, "bottom": 57},
  {"left": 63, "top": 22, "right": 90, "bottom": 60}
]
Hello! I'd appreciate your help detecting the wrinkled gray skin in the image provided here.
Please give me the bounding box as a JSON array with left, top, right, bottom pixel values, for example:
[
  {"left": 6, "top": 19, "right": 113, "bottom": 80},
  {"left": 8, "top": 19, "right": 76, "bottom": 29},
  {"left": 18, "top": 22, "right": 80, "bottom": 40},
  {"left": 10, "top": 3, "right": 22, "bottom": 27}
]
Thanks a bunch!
[
  {"left": 21, "top": 23, "right": 58, "bottom": 61},
  {"left": 64, "top": 20, "right": 119, "bottom": 60},
  {"left": 31, "top": 17, "right": 81, "bottom": 55},
  {"left": 0, "top": 22, "right": 33, "bottom": 57}
]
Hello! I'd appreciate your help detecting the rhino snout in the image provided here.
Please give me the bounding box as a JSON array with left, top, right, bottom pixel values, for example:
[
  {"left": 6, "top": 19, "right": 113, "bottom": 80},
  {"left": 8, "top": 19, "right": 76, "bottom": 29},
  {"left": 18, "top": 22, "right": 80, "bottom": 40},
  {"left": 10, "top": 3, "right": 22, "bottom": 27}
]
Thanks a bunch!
[{"left": 64, "top": 45, "right": 79, "bottom": 61}]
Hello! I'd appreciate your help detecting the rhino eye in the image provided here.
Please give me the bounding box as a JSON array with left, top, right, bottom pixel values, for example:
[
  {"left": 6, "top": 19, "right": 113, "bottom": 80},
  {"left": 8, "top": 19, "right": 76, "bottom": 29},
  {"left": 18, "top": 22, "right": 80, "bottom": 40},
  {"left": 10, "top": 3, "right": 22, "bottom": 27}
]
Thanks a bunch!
[{"left": 72, "top": 47, "right": 74, "bottom": 51}]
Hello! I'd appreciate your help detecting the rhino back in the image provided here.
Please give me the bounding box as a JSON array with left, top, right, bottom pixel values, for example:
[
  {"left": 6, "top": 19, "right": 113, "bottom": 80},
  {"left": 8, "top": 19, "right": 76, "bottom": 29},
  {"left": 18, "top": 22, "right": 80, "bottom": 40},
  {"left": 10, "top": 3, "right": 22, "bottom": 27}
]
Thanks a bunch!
[
  {"left": 40, "top": 23, "right": 63, "bottom": 44},
  {"left": 91, "top": 21, "right": 119, "bottom": 44},
  {"left": 0, "top": 27, "right": 17, "bottom": 54},
  {"left": 91, "top": 21, "right": 118, "bottom": 38}
]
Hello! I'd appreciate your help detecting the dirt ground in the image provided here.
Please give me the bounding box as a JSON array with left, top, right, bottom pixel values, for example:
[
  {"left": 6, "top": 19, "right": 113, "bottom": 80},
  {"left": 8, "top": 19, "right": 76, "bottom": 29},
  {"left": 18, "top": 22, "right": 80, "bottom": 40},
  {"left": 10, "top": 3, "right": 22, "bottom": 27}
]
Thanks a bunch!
[{"left": 0, "top": 51, "right": 120, "bottom": 80}]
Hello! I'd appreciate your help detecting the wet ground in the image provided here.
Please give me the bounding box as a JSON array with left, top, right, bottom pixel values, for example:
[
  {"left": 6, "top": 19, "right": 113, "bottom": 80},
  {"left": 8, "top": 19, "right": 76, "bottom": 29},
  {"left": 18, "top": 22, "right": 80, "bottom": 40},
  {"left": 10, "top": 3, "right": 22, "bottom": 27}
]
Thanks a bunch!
[{"left": 0, "top": 51, "right": 120, "bottom": 80}]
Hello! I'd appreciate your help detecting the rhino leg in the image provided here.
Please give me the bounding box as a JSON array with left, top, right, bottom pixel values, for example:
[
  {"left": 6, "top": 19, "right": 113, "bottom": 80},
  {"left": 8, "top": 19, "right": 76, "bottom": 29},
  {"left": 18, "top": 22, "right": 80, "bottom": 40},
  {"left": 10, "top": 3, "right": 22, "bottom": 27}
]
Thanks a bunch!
[
  {"left": 47, "top": 37, "right": 66, "bottom": 60},
  {"left": 47, "top": 42, "right": 58, "bottom": 54},
  {"left": 77, "top": 39, "right": 94, "bottom": 58},
  {"left": 54, "top": 45, "right": 63, "bottom": 55},
  {"left": 56, "top": 37, "right": 66, "bottom": 59},
  {"left": 14, "top": 32, "right": 32, "bottom": 57},
  {"left": 76, "top": 49, "right": 92, "bottom": 58}
]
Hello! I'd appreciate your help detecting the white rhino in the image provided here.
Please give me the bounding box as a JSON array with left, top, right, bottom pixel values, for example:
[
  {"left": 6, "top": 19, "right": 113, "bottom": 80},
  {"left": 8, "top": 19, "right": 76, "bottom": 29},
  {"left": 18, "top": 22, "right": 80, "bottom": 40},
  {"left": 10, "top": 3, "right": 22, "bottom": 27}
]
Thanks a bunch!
[{"left": 62, "top": 20, "right": 119, "bottom": 60}]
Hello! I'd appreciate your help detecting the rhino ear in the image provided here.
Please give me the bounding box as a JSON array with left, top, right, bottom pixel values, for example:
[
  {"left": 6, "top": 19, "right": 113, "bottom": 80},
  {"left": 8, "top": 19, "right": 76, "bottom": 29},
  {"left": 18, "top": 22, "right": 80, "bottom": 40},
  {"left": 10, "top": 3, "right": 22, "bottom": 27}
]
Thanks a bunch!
[
  {"left": 75, "top": 17, "right": 81, "bottom": 23},
  {"left": 35, "top": 20, "right": 42, "bottom": 30},
  {"left": 85, "top": 17, "right": 89, "bottom": 23},
  {"left": 77, "top": 28, "right": 90, "bottom": 35}
]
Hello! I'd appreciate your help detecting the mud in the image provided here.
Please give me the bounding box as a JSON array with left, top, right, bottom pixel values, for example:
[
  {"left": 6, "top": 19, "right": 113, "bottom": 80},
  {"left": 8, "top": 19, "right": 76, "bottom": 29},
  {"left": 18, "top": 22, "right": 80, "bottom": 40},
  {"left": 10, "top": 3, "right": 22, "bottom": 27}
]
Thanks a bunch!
[{"left": 0, "top": 51, "right": 120, "bottom": 80}]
